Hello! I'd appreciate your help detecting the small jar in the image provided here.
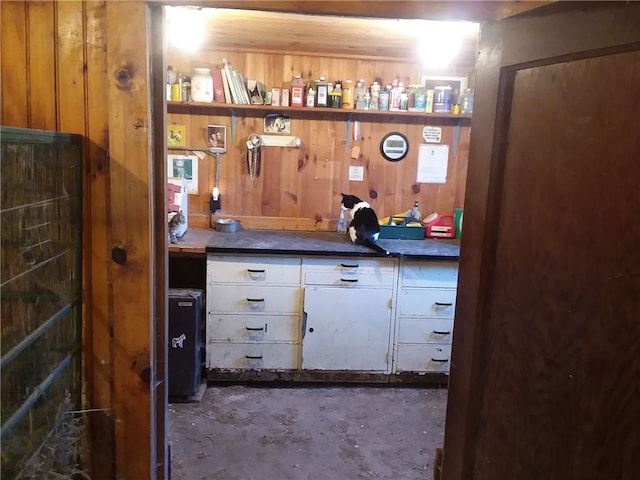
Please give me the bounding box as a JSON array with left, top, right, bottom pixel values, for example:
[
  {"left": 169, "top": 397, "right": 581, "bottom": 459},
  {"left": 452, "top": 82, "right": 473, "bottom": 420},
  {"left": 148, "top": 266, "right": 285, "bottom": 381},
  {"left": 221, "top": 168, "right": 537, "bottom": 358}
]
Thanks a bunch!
[{"left": 191, "top": 68, "right": 213, "bottom": 103}]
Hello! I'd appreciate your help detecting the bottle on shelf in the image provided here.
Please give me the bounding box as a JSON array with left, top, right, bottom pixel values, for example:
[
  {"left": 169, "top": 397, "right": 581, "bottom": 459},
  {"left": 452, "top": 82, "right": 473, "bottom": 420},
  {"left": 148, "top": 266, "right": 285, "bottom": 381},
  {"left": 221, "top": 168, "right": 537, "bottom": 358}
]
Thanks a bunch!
[
  {"left": 342, "top": 79, "right": 353, "bottom": 109},
  {"left": 306, "top": 81, "right": 316, "bottom": 107},
  {"left": 460, "top": 88, "right": 474, "bottom": 114},
  {"left": 291, "top": 75, "right": 305, "bottom": 107},
  {"left": 316, "top": 76, "right": 329, "bottom": 107},
  {"left": 171, "top": 69, "right": 182, "bottom": 102},
  {"left": 407, "top": 200, "right": 421, "bottom": 223},
  {"left": 167, "top": 65, "right": 176, "bottom": 101},
  {"left": 329, "top": 82, "right": 342, "bottom": 108},
  {"left": 370, "top": 81, "right": 380, "bottom": 110},
  {"left": 336, "top": 209, "right": 348, "bottom": 233}
]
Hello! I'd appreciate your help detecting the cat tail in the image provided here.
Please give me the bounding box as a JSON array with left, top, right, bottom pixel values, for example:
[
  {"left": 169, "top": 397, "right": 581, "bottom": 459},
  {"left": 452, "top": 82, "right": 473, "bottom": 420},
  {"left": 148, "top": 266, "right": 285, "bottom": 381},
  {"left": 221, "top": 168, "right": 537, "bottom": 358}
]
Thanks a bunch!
[{"left": 361, "top": 238, "right": 389, "bottom": 256}]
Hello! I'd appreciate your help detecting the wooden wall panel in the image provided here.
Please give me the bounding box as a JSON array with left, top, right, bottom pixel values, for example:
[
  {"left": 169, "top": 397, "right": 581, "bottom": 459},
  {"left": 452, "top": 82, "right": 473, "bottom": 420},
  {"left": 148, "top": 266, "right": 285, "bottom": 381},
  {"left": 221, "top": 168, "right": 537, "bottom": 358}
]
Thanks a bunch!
[
  {"left": 1, "top": 1, "right": 29, "bottom": 126},
  {"left": 167, "top": 49, "right": 470, "bottom": 229},
  {"left": 1, "top": 1, "right": 160, "bottom": 478},
  {"left": 26, "top": 1, "right": 58, "bottom": 130}
]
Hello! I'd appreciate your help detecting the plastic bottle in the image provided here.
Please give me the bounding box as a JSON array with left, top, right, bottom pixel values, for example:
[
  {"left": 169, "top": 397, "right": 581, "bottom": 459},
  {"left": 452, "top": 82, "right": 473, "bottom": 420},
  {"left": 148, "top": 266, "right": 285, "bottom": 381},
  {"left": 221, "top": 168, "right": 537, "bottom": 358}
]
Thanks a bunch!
[
  {"left": 336, "top": 209, "right": 348, "bottom": 233},
  {"left": 167, "top": 65, "right": 176, "bottom": 101},
  {"left": 342, "top": 80, "right": 353, "bottom": 109},
  {"left": 460, "top": 88, "right": 474, "bottom": 114},
  {"left": 291, "top": 75, "right": 305, "bottom": 107},
  {"left": 407, "top": 200, "right": 421, "bottom": 223},
  {"left": 316, "top": 76, "right": 329, "bottom": 107},
  {"left": 370, "top": 81, "right": 380, "bottom": 110}
]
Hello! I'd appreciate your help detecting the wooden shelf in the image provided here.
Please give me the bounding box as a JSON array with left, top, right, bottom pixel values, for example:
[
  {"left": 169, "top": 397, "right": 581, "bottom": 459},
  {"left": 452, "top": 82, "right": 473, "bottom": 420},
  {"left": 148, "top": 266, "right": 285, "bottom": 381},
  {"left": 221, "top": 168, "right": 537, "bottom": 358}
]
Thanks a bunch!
[{"left": 167, "top": 101, "right": 472, "bottom": 123}]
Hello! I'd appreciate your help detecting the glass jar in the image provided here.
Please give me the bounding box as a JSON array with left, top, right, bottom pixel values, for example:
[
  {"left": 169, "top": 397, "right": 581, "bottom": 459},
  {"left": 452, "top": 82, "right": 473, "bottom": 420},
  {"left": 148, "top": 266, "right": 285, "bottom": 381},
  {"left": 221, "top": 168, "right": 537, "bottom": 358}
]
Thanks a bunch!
[{"left": 190, "top": 68, "right": 213, "bottom": 103}]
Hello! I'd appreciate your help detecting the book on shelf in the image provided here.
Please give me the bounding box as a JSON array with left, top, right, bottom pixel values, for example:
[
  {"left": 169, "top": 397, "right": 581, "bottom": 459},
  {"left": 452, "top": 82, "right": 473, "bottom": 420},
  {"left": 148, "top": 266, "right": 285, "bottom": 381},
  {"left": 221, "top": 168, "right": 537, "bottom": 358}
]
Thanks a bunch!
[
  {"left": 221, "top": 59, "right": 238, "bottom": 103},
  {"left": 234, "top": 71, "right": 252, "bottom": 104},
  {"left": 219, "top": 65, "right": 232, "bottom": 103},
  {"left": 212, "top": 67, "right": 226, "bottom": 103}
]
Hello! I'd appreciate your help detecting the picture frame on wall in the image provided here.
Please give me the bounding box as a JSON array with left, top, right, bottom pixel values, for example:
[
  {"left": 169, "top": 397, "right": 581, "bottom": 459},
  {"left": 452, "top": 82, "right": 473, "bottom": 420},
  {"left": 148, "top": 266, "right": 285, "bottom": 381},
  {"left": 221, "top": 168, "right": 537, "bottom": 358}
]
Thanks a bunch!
[
  {"left": 207, "top": 124, "right": 227, "bottom": 153},
  {"left": 263, "top": 114, "right": 291, "bottom": 133},
  {"left": 421, "top": 75, "right": 468, "bottom": 99},
  {"left": 167, "top": 154, "right": 199, "bottom": 194}
]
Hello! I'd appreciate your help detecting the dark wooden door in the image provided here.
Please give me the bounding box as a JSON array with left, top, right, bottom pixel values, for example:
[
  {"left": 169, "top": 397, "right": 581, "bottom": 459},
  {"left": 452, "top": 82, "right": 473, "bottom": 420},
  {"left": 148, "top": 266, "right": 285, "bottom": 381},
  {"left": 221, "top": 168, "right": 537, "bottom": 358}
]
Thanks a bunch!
[{"left": 443, "top": 3, "right": 640, "bottom": 480}]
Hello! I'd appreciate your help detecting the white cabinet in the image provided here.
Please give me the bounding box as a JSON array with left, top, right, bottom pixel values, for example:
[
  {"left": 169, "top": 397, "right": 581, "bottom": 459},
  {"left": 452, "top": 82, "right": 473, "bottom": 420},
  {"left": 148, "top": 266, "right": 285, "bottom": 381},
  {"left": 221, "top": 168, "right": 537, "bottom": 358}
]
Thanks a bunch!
[
  {"left": 206, "top": 253, "right": 458, "bottom": 377},
  {"left": 393, "top": 261, "right": 458, "bottom": 374},
  {"left": 300, "top": 257, "right": 396, "bottom": 373},
  {"left": 206, "top": 255, "right": 302, "bottom": 370}
]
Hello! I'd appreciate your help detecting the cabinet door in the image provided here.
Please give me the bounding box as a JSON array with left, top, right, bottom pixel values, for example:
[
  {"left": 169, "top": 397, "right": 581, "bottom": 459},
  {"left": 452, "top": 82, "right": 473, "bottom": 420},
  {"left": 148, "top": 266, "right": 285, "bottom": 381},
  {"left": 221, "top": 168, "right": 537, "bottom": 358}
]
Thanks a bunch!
[{"left": 302, "top": 287, "right": 392, "bottom": 372}]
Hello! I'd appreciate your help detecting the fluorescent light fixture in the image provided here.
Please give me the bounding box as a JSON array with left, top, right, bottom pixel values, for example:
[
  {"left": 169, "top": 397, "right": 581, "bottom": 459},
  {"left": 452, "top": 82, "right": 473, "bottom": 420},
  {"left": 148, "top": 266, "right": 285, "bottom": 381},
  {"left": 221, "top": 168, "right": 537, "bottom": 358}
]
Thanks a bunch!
[{"left": 166, "top": 6, "right": 207, "bottom": 53}]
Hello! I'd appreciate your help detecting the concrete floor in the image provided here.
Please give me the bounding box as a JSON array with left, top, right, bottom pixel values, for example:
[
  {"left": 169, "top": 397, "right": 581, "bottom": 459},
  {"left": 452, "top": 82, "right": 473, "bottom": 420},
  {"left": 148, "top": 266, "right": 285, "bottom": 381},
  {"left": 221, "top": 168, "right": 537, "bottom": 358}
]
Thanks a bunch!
[{"left": 169, "top": 384, "right": 448, "bottom": 480}]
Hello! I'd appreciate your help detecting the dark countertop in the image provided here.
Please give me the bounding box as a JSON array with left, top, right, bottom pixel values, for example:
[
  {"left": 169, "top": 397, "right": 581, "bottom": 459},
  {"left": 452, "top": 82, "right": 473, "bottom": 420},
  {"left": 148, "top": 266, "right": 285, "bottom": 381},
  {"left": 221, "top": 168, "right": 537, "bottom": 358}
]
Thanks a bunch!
[{"left": 206, "top": 229, "right": 460, "bottom": 260}]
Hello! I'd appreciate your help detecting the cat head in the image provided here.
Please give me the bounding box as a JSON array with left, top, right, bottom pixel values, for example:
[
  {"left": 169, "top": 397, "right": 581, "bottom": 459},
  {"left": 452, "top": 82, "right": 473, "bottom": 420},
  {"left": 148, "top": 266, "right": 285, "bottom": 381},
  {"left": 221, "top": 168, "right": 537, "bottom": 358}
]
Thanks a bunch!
[{"left": 340, "top": 193, "right": 363, "bottom": 210}]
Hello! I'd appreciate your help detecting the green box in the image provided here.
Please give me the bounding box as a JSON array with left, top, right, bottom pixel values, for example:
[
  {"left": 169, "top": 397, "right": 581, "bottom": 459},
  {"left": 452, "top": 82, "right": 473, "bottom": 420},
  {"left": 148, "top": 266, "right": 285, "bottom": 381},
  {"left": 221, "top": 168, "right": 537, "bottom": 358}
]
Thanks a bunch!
[{"left": 378, "top": 215, "right": 425, "bottom": 240}]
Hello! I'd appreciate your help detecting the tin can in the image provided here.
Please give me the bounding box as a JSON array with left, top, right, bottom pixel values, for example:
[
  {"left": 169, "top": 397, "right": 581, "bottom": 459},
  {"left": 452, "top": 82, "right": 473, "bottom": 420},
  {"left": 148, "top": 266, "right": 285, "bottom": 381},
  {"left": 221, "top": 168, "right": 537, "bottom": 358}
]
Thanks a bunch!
[{"left": 433, "top": 85, "right": 452, "bottom": 113}]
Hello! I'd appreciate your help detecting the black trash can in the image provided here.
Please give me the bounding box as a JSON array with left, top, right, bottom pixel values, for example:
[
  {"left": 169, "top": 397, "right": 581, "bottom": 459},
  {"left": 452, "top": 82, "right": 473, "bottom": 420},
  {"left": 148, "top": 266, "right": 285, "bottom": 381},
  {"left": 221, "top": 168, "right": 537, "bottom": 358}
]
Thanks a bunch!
[{"left": 168, "top": 289, "right": 203, "bottom": 397}]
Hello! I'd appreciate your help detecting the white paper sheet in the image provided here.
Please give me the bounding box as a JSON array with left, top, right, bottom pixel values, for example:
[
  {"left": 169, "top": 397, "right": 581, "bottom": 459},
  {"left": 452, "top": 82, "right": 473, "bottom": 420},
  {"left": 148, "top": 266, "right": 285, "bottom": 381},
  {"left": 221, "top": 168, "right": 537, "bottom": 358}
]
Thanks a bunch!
[{"left": 416, "top": 144, "right": 449, "bottom": 184}]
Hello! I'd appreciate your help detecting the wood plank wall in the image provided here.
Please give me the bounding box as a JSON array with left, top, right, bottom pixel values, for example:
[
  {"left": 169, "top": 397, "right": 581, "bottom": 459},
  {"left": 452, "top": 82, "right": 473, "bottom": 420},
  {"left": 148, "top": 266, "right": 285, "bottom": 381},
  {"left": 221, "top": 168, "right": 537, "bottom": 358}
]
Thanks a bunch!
[
  {"left": 0, "top": 2, "right": 164, "bottom": 479},
  {"left": 167, "top": 49, "right": 471, "bottom": 230}
]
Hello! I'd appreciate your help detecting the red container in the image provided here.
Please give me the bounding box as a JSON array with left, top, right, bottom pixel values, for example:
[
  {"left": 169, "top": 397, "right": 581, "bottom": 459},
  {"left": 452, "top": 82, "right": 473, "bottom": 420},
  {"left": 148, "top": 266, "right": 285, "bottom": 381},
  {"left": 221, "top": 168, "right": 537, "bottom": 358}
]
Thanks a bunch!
[{"left": 424, "top": 214, "right": 455, "bottom": 239}]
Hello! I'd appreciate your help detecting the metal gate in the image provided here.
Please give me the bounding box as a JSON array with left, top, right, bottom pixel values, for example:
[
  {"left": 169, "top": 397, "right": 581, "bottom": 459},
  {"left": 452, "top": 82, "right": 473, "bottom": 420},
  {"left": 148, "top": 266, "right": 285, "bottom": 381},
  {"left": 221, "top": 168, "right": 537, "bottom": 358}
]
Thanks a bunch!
[{"left": 1, "top": 127, "right": 83, "bottom": 478}]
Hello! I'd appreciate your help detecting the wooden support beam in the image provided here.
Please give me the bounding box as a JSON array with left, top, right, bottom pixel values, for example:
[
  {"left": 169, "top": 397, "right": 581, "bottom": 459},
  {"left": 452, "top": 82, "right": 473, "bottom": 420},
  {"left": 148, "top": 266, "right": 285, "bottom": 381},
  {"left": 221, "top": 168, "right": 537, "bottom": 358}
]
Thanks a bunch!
[{"left": 105, "top": 2, "right": 155, "bottom": 478}]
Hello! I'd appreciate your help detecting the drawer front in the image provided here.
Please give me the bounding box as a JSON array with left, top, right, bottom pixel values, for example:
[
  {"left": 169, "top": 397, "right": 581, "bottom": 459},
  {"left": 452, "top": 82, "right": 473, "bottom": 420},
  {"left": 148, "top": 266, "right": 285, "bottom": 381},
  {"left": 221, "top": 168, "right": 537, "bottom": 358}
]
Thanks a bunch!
[
  {"left": 395, "top": 344, "right": 451, "bottom": 373},
  {"left": 303, "top": 257, "right": 395, "bottom": 274},
  {"left": 398, "top": 288, "right": 457, "bottom": 317},
  {"left": 209, "top": 285, "right": 300, "bottom": 314},
  {"left": 401, "top": 261, "right": 458, "bottom": 288},
  {"left": 207, "top": 314, "right": 300, "bottom": 343},
  {"left": 206, "top": 343, "right": 298, "bottom": 370},
  {"left": 208, "top": 255, "right": 301, "bottom": 285},
  {"left": 304, "top": 270, "right": 395, "bottom": 287},
  {"left": 397, "top": 317, "right": 454, "bottom": 344}
]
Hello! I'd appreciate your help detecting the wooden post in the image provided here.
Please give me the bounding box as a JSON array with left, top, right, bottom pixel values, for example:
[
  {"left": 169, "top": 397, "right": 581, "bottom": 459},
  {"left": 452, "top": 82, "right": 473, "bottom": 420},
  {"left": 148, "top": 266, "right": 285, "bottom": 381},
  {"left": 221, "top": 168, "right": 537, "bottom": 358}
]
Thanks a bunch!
[{"left": 105, "top": 2, "right": 155, "bottom": 478}]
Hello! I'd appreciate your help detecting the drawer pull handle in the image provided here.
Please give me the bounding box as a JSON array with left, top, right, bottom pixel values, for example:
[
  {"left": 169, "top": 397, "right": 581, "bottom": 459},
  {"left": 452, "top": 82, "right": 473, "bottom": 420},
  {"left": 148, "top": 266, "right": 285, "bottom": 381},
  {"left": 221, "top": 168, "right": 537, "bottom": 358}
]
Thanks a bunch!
[
  {"left": 245, "top": 355, "right": 263, "bottom": 360},
  {"left": 433, "top": 331, "right": 451, "bottom": 335},
  {"left": 247, "top": 298, "right": 265, "bottom": 302},
  {"left": 341, "top": 263, "right": 359, "bottom": 268},
  {"left": 435, "top": 302, "right": 453, "bottom": 307},
  {"left": 245, "top": 326, "right": 265, "bottom": 331},
  {"left": 431, "top": 358, "right": 449, "bottom": 363},
  {"left": 340, "top": 278, "right": 358, "bottom": 283},
  {"left": 247, "top": 269, "right": 266, "bottom": 273}
]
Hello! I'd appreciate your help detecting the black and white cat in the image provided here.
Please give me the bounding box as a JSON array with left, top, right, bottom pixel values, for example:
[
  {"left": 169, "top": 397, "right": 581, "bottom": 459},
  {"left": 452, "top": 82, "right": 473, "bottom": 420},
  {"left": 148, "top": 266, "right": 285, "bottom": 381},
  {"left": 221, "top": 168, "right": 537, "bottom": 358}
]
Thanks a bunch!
[{"left": 340, "top": 193, "right": 389, "bottom": 255}]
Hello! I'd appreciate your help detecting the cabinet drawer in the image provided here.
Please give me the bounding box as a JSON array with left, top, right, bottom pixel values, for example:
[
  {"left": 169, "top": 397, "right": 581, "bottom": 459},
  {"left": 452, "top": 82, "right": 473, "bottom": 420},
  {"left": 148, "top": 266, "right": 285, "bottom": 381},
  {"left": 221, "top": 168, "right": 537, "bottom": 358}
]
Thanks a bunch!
[
  {"left": 209, "top": 285, "right": 300, "bottom": 314},
  {"left": 401, "top": 261, "right": 458, "bottom": 288},
  {"left": 398, "top": 288, "right": 457, "bottom": 317},
  {"left": 303, "top": 257, "right": 395, "bottom": 287},
  {"left": 206, "top": 343, "right": 298, "bottom": 370},
  {"left": 207, "top": 314, "right": 300, "bottom": 343},
  {"left": 208, "top": 255, "right": 301, "bottom": 285},
  {"left": 303, "top": 257, "right": 395, "bottom": 274},
  {"left": 304, "top": 270, "right": 395, "bottom": 287},
  {"left": 397, "top": 317, "right": 454, "bottom": 344},
  {"left": 395, "top": 345, "right": 451, "bottom": 373}
]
